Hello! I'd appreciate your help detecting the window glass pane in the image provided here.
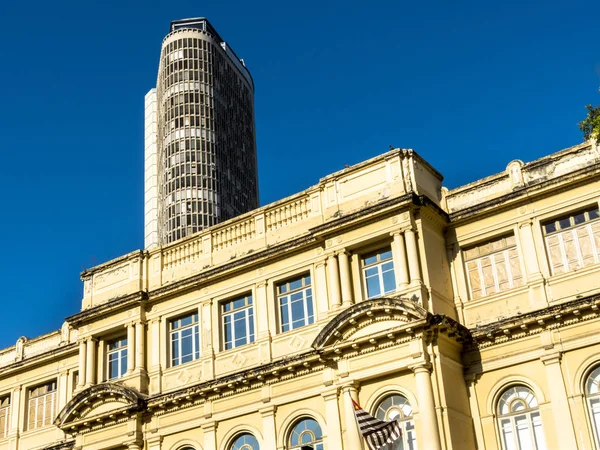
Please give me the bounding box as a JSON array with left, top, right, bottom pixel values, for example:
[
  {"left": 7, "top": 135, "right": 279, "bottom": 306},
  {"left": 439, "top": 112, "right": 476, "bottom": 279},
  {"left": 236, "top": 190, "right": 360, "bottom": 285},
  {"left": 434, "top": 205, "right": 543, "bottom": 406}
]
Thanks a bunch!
[
  {"left": 366, "top": 274, "right": 381, "bottom": 298},
  {"left": 363, "top": 254, "right": 378, "bottom": 266},
  {"left": 382, "top": 268, "right": 396, "bottom": 293},
  {"left": 559, "top": 218, "right": 571, "bottom": 229},
  {"left": 380, "top": 249, "right": 393, "bottom": 260}
]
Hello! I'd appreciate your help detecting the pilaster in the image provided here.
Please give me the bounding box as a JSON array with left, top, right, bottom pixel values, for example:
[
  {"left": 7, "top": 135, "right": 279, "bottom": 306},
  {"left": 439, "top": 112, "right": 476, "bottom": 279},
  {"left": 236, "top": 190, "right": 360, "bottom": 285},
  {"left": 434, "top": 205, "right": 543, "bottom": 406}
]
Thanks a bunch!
[{"left": 541, "top": 352, "right": 579, "bottom": 449}]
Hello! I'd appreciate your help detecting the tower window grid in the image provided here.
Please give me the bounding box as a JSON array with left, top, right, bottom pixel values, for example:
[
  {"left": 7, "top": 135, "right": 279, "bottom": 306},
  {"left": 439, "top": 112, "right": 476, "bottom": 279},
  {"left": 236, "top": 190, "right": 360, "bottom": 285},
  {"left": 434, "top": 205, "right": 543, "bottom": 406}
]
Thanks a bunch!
[{"left": 154, "top": 23, "right": 258, "bottom": 246}]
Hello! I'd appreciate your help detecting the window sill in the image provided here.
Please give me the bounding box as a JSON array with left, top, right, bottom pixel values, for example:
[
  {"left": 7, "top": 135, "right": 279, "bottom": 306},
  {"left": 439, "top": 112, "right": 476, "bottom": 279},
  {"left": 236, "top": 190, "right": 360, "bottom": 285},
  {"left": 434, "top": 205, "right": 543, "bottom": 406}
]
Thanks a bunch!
[
  {"left": 162, "top": 356, "right": 203, "bottom": 376},
  {"left": 464, "top": 284, "right": 530, "bottom": 308},
  {"left": 547, "top": 262, "right": 600, "bottom": 285}
]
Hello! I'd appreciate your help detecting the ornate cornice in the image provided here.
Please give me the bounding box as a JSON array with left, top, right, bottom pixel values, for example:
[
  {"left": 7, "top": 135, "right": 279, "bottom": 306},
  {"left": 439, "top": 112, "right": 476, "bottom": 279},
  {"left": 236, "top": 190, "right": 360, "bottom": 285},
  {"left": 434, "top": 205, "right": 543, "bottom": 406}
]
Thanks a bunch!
[
  {"left": 465, "top": 293, "right": 600, "bottom": 350},
  {"left": 44, "top": 441, "right": 75, "bottom": 450},
  {"left": 65, "top": 291, "right": 147, "bottom": 326}
]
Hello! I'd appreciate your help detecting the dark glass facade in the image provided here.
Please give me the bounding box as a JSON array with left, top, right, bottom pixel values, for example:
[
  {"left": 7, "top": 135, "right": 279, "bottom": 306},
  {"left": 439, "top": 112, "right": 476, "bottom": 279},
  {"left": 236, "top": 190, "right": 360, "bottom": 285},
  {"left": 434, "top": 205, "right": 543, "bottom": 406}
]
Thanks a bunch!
[{"left": 156, "top": 20, "right": 259, "bottom": 244}]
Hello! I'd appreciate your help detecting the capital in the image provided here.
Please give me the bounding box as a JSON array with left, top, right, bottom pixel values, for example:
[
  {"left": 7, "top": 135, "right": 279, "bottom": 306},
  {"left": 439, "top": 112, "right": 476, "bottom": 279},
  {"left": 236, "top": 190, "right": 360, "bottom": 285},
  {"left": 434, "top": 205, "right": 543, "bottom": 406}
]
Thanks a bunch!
[{"left": 409, "top": 362, "right": 432, "bottom": 374}]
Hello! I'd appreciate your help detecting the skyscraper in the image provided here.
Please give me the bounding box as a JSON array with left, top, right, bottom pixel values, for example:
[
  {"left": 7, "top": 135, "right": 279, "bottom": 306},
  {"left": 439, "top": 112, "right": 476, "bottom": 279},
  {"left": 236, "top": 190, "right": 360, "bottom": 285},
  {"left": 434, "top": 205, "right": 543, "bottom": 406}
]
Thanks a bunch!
[{"left": 145, "top": 18, "right": 259, "bottom": 248}]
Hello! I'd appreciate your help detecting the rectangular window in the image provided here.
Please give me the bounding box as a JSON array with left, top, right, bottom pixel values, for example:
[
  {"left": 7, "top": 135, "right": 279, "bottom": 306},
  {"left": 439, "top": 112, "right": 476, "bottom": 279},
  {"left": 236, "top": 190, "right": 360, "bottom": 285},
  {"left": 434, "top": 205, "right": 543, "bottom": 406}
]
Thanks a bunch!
[
  {"left": 222, "top": 295, "right": 254, "bottom": 350},
  {"left": 0, "top": 395, "right": 9, "bottom": 438},
  {"left": 107, "top": 337, "right": 128, "bottom": 380},
  {"left": 27, "top": 381, "right": 56, "bottom": 430},
  {"left": 362, "top": 248, "right": 396, "bottom": 299},
  {"left": 544, "top": 206, "right": 600, "bottom": 275},
  {"left": 464, "top": 235, "right": 523, "bottom": 300},
  {"left": 278, "top": 274, "right": 314, "bottom": 332},
  {"left": 170, "top": 313, "right": 200, "bottom": 366}
]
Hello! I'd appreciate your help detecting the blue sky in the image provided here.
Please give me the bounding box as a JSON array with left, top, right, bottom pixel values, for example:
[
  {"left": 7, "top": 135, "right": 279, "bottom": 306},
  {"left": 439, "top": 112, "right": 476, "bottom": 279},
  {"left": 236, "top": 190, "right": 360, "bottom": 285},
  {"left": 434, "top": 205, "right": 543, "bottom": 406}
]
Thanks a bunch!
[{"left": 0, "top": 0, "right": 598, "bottom": 349}]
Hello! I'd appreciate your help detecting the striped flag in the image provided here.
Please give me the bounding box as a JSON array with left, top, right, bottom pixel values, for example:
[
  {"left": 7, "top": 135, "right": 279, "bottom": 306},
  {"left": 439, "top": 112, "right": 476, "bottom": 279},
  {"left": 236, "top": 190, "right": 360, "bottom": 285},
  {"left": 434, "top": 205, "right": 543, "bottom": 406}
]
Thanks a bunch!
[{"left": 352, "top": 398, "right": 403, "bottom": 450}]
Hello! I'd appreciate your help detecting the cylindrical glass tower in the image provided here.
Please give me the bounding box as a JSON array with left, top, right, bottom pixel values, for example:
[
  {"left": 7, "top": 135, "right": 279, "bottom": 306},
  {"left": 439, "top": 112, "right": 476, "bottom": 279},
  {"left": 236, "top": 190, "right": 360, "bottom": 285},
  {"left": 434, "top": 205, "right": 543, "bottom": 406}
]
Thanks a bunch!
[{"left": 145, "top": 18, "right": 259, "bottom": 247}]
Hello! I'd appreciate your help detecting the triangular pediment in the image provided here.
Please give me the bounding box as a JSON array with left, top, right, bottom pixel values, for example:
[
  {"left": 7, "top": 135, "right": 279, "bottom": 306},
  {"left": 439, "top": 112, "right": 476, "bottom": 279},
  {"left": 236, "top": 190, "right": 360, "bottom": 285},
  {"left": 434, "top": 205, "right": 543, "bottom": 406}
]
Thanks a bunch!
[
  {"left": 55, "top": 383, "right": 145, "bottom": 432},
  {"left": 312, "top": 297, "right": 429, "bottom": 349}
]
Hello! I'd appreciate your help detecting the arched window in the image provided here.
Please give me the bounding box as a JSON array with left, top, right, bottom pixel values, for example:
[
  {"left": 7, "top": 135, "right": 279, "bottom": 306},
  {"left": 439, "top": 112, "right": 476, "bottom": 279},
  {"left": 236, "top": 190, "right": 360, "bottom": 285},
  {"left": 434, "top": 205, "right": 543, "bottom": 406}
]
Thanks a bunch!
[
  {"left": 497, "top": 385, "right": 547, "bottom": 450},
  {"left": 288, "top": 418, "right": 323, "bottom": 450},
  {"left": 374, "top": 394, "right": 417, "bottom": 450},
  {"left": 230, "top": 433, "right": 260, "bottom": 450},
  {"left": 585, "top": 366, "right": 600, "bottom": 446}
]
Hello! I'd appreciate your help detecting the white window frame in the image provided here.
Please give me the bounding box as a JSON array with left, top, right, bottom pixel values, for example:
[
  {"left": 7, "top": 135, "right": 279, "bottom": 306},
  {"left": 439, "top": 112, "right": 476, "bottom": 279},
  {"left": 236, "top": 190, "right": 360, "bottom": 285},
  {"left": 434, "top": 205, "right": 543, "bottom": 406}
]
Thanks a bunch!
[
  {"left": 222, "top": 294, "right": 254, "bottom": 350},
  {"left": 169, "top": 312, "right": 200, "bottom": 367},
  {"left": 585, "top": 366, "right": 600, "bottom": 448},
  {"left": 543, "top": 206, "right": 600, "bottom": 275},
  {"left": 27, "top": 381, "right": 57, "bottom": 431},
  {"left": 497, "top": 385, "right": 547, "bottom": 450},
  {"left": 374, "top": 394, "right": 418, "bottom": 450},
  {"left": 288, "top": 418, "right": 324, "bottom": 450},
  {"left": 277, "top": 274, "right": 314, "bottom": 333},
  {"left": 230, "top": 433, "right": 260, "bottom": 450},
  {"left": 106, "top": 337, "right": 128, "bottom": 380},
  {"left": 362, "top": 247, "right": 396, "bottom": 299},
  {"left": 0, "top": 395, "right": 10, "bottom": 438},
  {"left": 464, "top": 235, "right": 523, "bottom": 300}
]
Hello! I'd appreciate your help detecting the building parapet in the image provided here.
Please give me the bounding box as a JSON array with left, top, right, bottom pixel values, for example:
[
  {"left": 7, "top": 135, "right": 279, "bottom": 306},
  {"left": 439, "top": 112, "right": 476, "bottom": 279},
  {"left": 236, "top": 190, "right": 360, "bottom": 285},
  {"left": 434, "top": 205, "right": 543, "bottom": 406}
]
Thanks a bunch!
[
  {"left": 445, "top": 141, "right": 600, "bottom": 215},
  {"left": 0, "top": 323, "right": 77, "bottom": 369},
  {"left": 80, "top": 149, "right": 443, "bottom": 309}
]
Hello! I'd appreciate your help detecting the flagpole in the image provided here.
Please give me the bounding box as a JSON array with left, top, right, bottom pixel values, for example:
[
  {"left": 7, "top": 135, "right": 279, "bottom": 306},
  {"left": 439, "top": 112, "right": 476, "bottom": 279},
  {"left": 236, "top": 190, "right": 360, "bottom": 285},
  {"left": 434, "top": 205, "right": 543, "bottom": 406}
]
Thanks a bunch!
[{"left": 347, "top": 390, "right": 366, "bottom": 450}]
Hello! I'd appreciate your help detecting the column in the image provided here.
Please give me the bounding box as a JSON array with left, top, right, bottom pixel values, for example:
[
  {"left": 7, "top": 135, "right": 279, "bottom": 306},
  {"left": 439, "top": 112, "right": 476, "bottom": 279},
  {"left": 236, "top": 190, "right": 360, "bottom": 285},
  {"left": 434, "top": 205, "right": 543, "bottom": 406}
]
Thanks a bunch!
[
  {"left": 127, "top": 323, "right": 136, "bottom": 373},
  {"left": 127, "top": 443, "right": 142, "bottom": 450},
  {"left": 391, "top": 231, "right": 409, "bottom": 289},
  {"left": 77, "top": 341, "right": 86, "bottom": 389},
  {"left": 541, "top": 354, "right": 579, "bottom": 449},
  {"left": 314, "top": 260, "right": 329, "bottom": 319},
  {"left": 97, "top": 339, "right": 106, "bottom": 382},
  {"left": 405, "top": 228, "right": 422, "bottom": 285},
  {"left": 256, "top": 282, "right": 270, "bottom": 339},
  {"left": 342, "top": 383, "right": 363, "bottom": 450},
  {"left": 260, "top": 406, "right": 277, "bottom": 449},
  {"left": 412, "top": 364, "right": 442, "bottom": 450},
  {"left": 85, "top": 338, "right": 96, "bottom": 386},
  {"left": 202, "top": 421, "right": 217, "bottom": 450},
  {"left": 327, "top": 254, "right": 342, "bottom": 309},
  {"left": 465, "top": 374, "right": 486, "bottom": 450},
  {"left": 322, "top": 388, "right": 343, "bottom": 450},
  {"left": 135, "top": 322, "right": 145, "bottom": 371},
  {"left": 338, "top": 251, "right": 354, "bottom": 307}
]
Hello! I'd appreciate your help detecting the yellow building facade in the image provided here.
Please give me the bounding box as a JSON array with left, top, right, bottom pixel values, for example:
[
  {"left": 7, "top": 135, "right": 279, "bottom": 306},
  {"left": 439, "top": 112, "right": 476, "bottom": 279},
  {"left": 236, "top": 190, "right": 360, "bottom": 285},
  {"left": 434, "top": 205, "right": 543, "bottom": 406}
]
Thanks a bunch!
[{"left": 1, "top": 141, "right": 600, "bottom": 450}]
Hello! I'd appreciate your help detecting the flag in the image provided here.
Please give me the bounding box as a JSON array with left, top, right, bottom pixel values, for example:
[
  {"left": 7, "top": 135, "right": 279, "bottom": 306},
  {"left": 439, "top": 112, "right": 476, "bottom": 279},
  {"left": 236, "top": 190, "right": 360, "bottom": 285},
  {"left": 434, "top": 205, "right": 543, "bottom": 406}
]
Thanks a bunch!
[{"left": 352, "top": 398, "right": 403, "bottom": 450}]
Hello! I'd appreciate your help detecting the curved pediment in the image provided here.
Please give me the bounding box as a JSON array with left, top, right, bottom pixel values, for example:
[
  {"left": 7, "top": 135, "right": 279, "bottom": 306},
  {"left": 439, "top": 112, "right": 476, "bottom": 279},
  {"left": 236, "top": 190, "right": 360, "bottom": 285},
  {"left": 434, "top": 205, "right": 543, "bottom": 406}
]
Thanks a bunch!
[
  {"left": 312, "top": 297, "right": 429, "bottom": 349},
  {"left": 55, "top": 383, "right": 146, "bottom": 430}
]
